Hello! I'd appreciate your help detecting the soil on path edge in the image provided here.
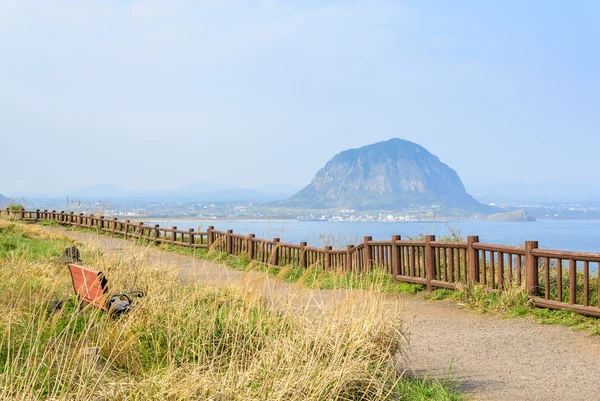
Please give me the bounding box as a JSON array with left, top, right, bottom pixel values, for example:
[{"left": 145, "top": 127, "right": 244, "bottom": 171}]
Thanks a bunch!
[{"left": 48, "top": 227, "right": 600, "bottom": 401}]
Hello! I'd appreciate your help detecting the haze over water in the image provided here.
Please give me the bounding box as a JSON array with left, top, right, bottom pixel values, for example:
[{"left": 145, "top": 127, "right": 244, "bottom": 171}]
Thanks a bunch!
[{"left": 151, "top": 220, "right": 600, "bottom": 254}]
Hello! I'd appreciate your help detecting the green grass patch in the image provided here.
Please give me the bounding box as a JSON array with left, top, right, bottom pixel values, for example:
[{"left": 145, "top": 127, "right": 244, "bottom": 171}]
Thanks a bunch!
[
  {"left": 398, "top": 377, "right": 462, "bottom": 401},
  {"left": 531, "top": 308, "right": 600, "bottom": 334},
  {"left": 0, "top": 221, "right": 75, "bottom": 261},
  {"left": 423, "top": 288, "right": 456, "bottom": 301},
  {"left": 446, "top": 284, "right": 600, "bottom": 334}
]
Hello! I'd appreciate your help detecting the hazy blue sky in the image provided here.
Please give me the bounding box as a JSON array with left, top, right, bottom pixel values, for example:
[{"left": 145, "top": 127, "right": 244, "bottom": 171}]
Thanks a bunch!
[{"left": 1, "top": 1, "right": 598, "bottom": 196}]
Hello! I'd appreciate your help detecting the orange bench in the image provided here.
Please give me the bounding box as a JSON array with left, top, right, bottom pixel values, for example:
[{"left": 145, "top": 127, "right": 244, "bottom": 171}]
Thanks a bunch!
[{"left": 68, "top": 264, "right": 144, "bottom": 316}]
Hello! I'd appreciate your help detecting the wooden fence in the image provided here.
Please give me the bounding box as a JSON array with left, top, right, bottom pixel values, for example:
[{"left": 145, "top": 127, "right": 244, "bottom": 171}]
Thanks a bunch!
[{"left": 4, "top": 208, "right": 600, "bottom": 317}]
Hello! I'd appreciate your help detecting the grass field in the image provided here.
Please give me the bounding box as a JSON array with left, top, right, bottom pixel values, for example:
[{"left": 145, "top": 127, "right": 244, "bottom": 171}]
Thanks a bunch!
[
  {"left": 32, "top": 217, "right": 600, "bottom": 335},
  {"left": 0, "top": 220, "right": 462, "bottom": 400}
]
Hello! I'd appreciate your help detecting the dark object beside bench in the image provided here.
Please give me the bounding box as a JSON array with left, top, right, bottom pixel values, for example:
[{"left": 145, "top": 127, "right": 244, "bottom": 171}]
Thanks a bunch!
[
  {"left": 68, "top": 263, "right": 144, "bottom": 316},
  {"left": 63, "top": 246, "right": 82, "bottom": 263}
]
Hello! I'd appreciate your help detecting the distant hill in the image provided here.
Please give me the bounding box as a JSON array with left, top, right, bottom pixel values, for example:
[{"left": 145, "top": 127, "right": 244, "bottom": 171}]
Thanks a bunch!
[
  {"left": 178, "top": 182, "right": 295, "bottom": 201},
  {"left": 283, "top": 138, "right": 492, "bottom": 213},
  {"left": 0, "top": 193, "right": 10, "bottom": 208},
  {"left": 60, "top": 182, "right": 289, "bottom": 203},
  {"left": 166, "top": 182, "right": 281, "bottom": 202},
  {"left": 175, "top": 188, "right": 284, "bottom": 203},
  {"left": 178, "top": 181, "right": 238, "bottom": 194},
  {"left": 69, "top": 185, "right": 128, "bottom": 199},
  {"left": 256, "top": 184, "right": 301, "bottom": 198},
  {"left": 485, "top": 210, "right": 536, "bottom": 222}
]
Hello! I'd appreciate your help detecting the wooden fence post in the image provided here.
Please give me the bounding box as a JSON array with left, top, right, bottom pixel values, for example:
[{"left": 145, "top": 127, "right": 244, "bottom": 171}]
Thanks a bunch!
[
  {"left": 525, "top": 240, "right": 539, "bottom": 296},
  {"left": 153, "top": 224, "right": 160, "bottom": 244},
  {"left": 391, "top": 235, "right": 401, "bottom": 277},
  {"left": 137, "top": 222, "right": 143, "bottom": 238},
  {"left": 188, "top": 229, "right": 194, "bottom": 247},
  {"left": 35, "top": 209, "right": 40, "bottom": 222},
  {"left": 207, "top": 226, "right": 214, "bottom": 248},
  {"left": 324, "top": 246, "right": 332, "bottom": 270},
  {"left": 497, "top": 251, "right": 505, "bottom": 291},
  {"left": 124, "top": 220, "right": 130, "bottom": 239},
  {"left": 271, "top": 238, "right": 280, "bottom": 266},
  {"left": 346, "top": 245, "right": 354, "bottom": 272},
  {"left": 425, "top": 235, "right": 435, "bottom": 292},
  {"left": 364, "top": 236, "right": 372, "bottom": 271},
  {"left": 247, "top": 234, "right": 255, "bottom": 259},
  {"left": 69, "top": 211, "right": 74, "bottom": 224},
  {"left": 99, "top": 216, "right": 104, "bottom": 230},
  {"left": 226, "top": 230, "right": 233, "bottom": 254},
  {"left": 172, "top": 227, "right": 177, "bottom": 245},
  {"left": 300, "top": 242, "right": 307, "bottom": 268},
  {"left": 468, "top": 236, "right": 480, "bottom": 287},
  {"left": 569, "top": 259, "right": 576, "bottom": 305}
]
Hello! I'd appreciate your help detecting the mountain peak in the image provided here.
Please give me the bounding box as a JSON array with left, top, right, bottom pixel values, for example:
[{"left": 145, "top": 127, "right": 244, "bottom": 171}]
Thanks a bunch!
[{"left": 283, "top": 138, "right": 490, "bottom": 213}]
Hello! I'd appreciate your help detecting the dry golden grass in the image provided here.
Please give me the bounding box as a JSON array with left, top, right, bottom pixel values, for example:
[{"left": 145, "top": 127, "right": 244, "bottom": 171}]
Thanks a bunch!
[{"left": 0, "top": 220, "right": 458, "bottom": 400}]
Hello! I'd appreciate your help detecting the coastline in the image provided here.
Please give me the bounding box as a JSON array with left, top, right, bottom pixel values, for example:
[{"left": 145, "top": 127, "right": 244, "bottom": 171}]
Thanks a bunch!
[
  {"left": 142, "top": 218, "right": 521, "bottom": 224},
  {"left": 142, "top": 217, "right": 600, "bottom": 224},
  {"left": 147, "top": 218, "right": 299, "bottom": 223}
]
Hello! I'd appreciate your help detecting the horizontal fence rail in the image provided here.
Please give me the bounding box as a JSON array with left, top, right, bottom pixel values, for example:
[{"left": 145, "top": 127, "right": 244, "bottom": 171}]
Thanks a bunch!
[{"left": 3, "top": 208, "right": 600, "bottom": 317}]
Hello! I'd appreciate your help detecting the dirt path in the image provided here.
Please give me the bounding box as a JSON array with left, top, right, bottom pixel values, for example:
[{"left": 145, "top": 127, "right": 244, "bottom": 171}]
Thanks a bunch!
[{"left": 51, "top": 228, "right": 600, "bottom": 401}]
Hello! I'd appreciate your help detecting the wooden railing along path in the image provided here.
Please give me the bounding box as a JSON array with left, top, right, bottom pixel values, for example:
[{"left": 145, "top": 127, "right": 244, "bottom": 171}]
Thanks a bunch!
[{"left": 4, "top": 208, "right": 600, "bottom": 317}]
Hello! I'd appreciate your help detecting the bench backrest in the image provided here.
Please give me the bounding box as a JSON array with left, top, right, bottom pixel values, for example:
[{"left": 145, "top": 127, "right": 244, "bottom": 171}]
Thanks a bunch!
[{"left": 68, "top": 264, "right": 109, "bottom": 311}]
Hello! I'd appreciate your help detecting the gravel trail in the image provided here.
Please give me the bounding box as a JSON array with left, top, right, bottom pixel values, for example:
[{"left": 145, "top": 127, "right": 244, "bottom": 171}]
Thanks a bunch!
[{"left": 48, "top": 227, "right": 600, "bottom": 401}]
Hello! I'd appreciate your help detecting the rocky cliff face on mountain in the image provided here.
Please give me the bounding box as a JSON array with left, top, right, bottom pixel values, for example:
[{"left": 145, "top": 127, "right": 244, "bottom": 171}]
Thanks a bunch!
[{"left": 283, "top": 138, "right": 491, "bottom": 212}]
